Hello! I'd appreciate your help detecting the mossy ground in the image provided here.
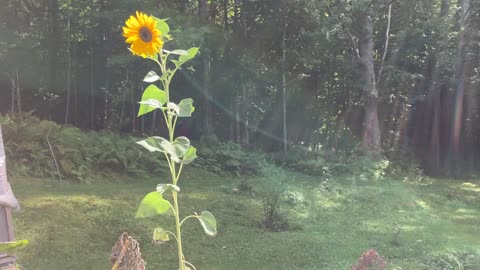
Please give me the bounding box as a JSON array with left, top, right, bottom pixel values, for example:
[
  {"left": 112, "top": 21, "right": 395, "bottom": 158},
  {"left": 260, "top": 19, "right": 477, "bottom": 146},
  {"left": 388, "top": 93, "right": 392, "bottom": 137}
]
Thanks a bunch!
[{"left": 10, "top": 168, "right": 480, "bottom": 269}]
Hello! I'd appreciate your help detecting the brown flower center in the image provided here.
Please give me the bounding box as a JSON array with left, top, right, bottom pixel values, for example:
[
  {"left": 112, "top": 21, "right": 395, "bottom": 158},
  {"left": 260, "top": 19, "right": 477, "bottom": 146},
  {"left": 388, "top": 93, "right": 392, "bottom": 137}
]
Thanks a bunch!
[{"left": 139, "top": 27, "right": 152, "bottom": 42}]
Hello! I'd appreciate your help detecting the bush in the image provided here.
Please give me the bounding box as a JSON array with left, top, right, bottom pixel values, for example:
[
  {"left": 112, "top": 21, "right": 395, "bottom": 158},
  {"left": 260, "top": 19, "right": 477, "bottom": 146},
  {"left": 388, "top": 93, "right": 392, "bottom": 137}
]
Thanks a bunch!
[
  {"left": 270, "top": 144, "right": 390, "bottom": 181},
  {"left": 196, "top": 135, "right": 264, "bottom": 176},
  {"left": 256, "top": 162, "right": 289, "bottom": 231},
  {"left": 1, "top": 113, "right": 167, "bottom": 182},
  {"left": 351, "top": 249, "right": 387, "bottom": 270},
  {"left": 422, "top": 249, "right": 480, "bottom": 270}
]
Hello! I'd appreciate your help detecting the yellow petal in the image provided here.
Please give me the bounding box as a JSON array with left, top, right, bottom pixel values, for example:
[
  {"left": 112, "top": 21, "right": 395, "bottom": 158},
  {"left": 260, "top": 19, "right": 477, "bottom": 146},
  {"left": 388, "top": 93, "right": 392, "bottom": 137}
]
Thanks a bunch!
[
  {"left": 126, "top": 16, "right": 139, "bottom": 28},
  {"left": 125, "top": 35, "right": 138, "bottom": 43}
]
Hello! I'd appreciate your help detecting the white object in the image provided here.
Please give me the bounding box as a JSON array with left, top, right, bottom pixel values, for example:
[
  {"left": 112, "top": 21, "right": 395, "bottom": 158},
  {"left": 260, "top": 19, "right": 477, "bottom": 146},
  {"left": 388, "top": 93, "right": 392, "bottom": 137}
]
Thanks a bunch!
[{"left": 0, "top": 125, "right": 19, "bottom": 211}]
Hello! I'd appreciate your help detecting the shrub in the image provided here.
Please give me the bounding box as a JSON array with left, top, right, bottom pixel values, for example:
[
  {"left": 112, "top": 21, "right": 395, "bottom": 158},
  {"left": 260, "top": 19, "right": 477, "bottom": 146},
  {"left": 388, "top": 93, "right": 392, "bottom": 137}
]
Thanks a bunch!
[
  {"left": 196, "top": 135, "right": 264, "bottom": 176},
  {"left": 351, "top": 249, "right": 387, "bottom": 270},
  {"left": 0, "top": 113, "right": 167, "bottom": 182},
  {"left": 256, "top": 162, "right": 289, "bottom": 231},
  {"left": 422, "top": 249, "right": 480, "bottom": 270}
]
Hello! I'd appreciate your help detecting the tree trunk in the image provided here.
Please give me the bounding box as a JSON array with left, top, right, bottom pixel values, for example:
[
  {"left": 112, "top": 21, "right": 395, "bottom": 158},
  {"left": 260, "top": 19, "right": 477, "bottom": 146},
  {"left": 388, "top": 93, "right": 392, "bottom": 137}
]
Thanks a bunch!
[
  {"left": 199, "top": 0, "right": 212, "bottom": 135},
  {"left": 65, "top": 15, "right": 72, "bottom": 124},
  {"left": 281, "top": 21, "right": 288, "bottom": 154},
  {"left": 47, "top": 0, "right": 59, "bottom": 94},
  {"left": 242, "top": 84, "right": 249, "bottom": 144},
  {"left": 89, "top": 36, "right": 95, "bottom": 129},
  {"left": 450, "top": 0, "right": 471, "bottom": 160},
  {"left": 359, "top": 11, "right": 381, "bottom": 155},
  {"left": 425, "top": 0, "right": 450, "bottom": 174}
]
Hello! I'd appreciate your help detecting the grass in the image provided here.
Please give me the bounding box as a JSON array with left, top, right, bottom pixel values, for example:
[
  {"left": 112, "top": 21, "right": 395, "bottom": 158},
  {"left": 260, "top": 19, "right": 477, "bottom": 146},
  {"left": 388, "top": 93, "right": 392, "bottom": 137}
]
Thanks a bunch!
[{"left": 10, "top": 167, "right": 480, "bottom": 270}]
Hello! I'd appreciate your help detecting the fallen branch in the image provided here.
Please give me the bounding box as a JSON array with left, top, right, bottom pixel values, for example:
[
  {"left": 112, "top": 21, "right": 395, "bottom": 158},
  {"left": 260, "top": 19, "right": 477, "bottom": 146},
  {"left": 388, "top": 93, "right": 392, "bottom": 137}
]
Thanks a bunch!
[{"left": 46, "top": 136, "right": 62, "bottom": 183}]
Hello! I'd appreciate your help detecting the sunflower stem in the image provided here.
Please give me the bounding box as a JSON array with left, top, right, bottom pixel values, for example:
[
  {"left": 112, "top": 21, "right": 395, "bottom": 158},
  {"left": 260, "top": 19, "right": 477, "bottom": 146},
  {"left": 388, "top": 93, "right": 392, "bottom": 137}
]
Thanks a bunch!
[{"left": 160, "top": 41, "right": 186, "bottom": 270}]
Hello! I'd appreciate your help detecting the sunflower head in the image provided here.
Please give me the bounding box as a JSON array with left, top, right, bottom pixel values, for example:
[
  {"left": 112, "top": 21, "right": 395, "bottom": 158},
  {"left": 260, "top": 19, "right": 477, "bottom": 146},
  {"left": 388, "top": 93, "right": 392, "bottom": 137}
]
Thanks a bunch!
[{"left": 123, "top": 11, "right": 164, "bottom": 58}]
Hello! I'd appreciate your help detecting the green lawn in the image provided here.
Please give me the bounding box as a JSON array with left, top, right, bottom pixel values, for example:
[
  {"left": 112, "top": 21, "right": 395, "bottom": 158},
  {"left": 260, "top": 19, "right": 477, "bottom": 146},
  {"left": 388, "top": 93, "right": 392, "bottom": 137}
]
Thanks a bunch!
[{"left": 10, "top": 168, "right": 480, "bottom": 269}]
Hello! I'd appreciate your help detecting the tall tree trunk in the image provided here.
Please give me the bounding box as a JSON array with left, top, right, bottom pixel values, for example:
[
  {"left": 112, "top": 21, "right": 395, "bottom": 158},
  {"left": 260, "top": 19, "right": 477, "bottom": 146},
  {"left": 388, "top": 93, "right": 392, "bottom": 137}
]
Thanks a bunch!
[
  {"left": 72, "top": 22, "right": 78, "bottom": 126},
  {"left": 65, "top": 15, "right": 72, "bottom": 124},
  {"left": 281, "top": 21, "right": 288, "bottom": 154},
  {"left": 242, "top": 84, "right": 249, "bottom": 144},
  {"left": 241, "top": 0, "right": 249, "bottom": 145},
  {"left": 450, "top": 0, "right": 471, "bottom": 164},
  {"left": 16, "top": 68, "right": 21, "bottom": 113},
  {"left": 359, "top": 11, "right": 381, "bottom": 155},
  {"left": 199, "top": 0, "right": 212, "bottom": 135},
  {"left": 236, "top": 97, "right": 240, "bottom": 143},
  {"left": 89, "top": 36, "right": 95, "bottom": 129},
  {"left": 223, "top": 0, "right": 228, "bottom": 29},
  {"left": 47, "top": 0, "right": 59, "bottom": 94},
  {"left": 425, "top": 0, "right": 450, "bottom": 174}
]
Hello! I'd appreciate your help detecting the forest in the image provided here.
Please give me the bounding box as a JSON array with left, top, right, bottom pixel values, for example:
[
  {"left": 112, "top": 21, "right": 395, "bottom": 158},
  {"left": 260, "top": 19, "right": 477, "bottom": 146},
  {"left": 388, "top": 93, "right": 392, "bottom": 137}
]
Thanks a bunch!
[{"left": 0, "top": 0, "right": 480, "bottom": 269}]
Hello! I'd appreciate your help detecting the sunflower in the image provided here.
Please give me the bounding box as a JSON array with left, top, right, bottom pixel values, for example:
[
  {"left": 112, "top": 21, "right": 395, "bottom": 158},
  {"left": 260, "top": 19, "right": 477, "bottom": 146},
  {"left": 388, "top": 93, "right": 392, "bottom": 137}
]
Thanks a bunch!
[{"left": 123, "top": 11, "right": 163, "bottom": 57}]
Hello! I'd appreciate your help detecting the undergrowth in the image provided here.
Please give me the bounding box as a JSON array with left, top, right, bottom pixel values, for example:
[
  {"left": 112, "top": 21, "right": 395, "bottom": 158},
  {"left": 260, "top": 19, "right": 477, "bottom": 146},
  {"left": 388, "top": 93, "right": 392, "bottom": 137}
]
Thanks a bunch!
[{"left": 1, "top": 113, "right": 167, "bottom": 182}]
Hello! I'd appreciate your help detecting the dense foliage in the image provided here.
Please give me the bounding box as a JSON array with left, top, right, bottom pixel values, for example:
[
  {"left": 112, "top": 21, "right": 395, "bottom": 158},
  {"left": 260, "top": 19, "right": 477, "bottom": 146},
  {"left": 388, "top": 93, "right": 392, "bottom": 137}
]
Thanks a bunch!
[{"left": 2, "top": 0, "right": 480, "bottom": 176}]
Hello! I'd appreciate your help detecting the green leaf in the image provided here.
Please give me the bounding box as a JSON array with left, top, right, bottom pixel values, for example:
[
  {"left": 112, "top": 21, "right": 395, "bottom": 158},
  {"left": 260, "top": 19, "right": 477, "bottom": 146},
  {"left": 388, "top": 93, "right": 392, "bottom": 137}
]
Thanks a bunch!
[
  {"left": 135, "top": 192, "right": 171, "bottom": 219},
  {"left": 178, "top": 98, "right": 195, "bottom": 117},
  {"left": 157, "top": 183, "right": 180, "bottom": 193},
  {"left": 138, "top": 99, "right": 162, "bottom": 110},
  {"left": 153, "top": 228, "right": 170, "bottom": 243},
  {"left": 198, "top": 211, "right": 217, "bottom": 236},
  {"left": 179, "top": 47, "right": 199, "bottom": 63},
  {"left": 0, "top": 240, "right": 29, "bottom": 255},
  {"left": 136, "top": 136, "right": 169, "bottom": 153},
  {"left": 138, "top": 85, "right": 167, "bottom": 117},
  {"left": 182, "top": 146, "right": 197, "bottom": 164},
  {"left": 173, "top": 136, "right": 190, "bottom": 158},
  {"left": 153, "top": 17, "right": 170, "bottom": 36},
  {"left": 143, "top": 71, "right": 161, "bottom": 83},
  {"left": 173, "top": 47, "right": 199, "bottom": 67},
  {"left": 164, "top": 49, "right": 188, "bottom": 55}
]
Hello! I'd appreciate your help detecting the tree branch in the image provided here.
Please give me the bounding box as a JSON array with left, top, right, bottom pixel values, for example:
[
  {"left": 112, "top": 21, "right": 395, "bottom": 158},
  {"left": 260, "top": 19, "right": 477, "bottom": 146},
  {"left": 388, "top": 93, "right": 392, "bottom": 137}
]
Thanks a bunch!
[
  {"left": 326, "top": 3, "right": 360, "bottom": 59},
  {"left": 377, "top": 3, "right": 391, "bottom": 83}
]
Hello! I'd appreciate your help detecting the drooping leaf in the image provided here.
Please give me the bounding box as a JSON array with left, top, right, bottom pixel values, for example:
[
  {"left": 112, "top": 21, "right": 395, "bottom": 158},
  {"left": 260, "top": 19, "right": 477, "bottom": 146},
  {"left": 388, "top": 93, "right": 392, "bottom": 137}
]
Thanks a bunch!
[
  {"left": 138, "top": 99, "right": 162, "bottom": 110},
  {"left": 143, "top": 71, "right": 161, "bottom": 83},
  {"left": 136, "top": 136, "right": 169, "bottom": 153},
  {"left": 178, "top": 98, "right": 195, "bottom": 117},
  {"left": 179, "top": 47, "right": 199, "bottom": 63},
  {"left": 198, "top": 211, "right": 217, "bottom": 236},
  {"left": 157, "top": 183, "right": 180, "bottom": 193},
  {"left": 0, "top": 240, "right": 29, "bottom": 255},
  {"left": 153, "top": 227, "right": 170, "bottom": 243},
  {"left": 138, "top": 85, "right": 167, "bottom": 117},
  {"left": 135, "top": 191, "right": 171, "bottom": 218},
  {"left": 164, "top": 49, "right": 188, "bottom": 55},
  {"left": 182, "top": 146, "right": 197, "bottom": 164},
  {"left": 173, "top": 136, "right": 190, "bottom": 158},
  {"left": 172, "top": 47, "right": 199, "bottom": 67}
]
